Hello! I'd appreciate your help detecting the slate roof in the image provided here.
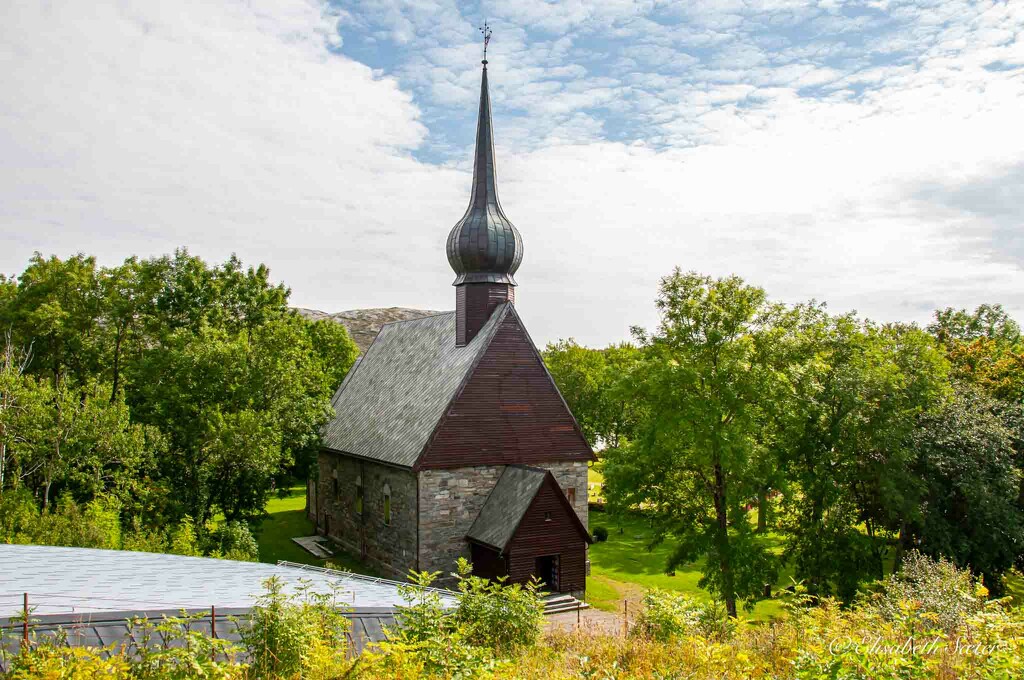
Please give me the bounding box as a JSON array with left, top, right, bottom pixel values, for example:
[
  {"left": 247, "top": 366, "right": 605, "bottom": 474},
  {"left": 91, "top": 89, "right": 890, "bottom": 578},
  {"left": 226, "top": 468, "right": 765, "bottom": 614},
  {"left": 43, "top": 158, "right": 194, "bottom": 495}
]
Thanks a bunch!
[
  {"left": 466, "top": 465, "right": 548, "bottom": 551},
  {"left": 321, "top": 304, "right": 510, "bottom": 468}
]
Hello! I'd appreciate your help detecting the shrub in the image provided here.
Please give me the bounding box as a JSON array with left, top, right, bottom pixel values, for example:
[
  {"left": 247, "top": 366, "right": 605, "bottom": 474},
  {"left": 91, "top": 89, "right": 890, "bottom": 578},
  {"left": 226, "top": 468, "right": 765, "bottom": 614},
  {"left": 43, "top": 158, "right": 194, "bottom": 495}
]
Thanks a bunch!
[
  {"left": 388, "top": 568, "right": 508, "bottom": 678},
  {"left": 591, "top": 525, "right": 609, "bottom": 542},
  {"left": 383, "top": 561, "right": 544, "bottom": 677},
  {"left": 238, "top": 576, "right": 350, "bottom": 679},
  {"left": 0, "top": 490, "right": 121, "bottom": 549},
  {"left": 2, "top": 643, "right": 131, "bottom": 679},
  {"left": 632, "top": 589, "right": 734, "bottom": 642},
  {"left": 206, "top": 520, "right": 259, "bottom": 562},
  {"left": 168, "top": 516, "right": 203, "bottom": 556},
  {"left": 452, "top": 558, "right": 545, "bottom": 654},
  {"left": 866, "top": 550, "right": 987, "bottom": 632},
  {"left": 125, "top": 612, "right": 245, "bottom": 679}
]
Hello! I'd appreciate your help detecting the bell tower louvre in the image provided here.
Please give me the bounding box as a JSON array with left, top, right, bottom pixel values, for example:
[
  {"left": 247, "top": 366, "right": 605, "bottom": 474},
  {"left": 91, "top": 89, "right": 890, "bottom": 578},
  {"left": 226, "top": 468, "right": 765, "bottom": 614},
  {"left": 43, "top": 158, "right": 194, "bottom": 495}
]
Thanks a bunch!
[{"left": 446, "top": 36, "right": 523, "bottom": 346}]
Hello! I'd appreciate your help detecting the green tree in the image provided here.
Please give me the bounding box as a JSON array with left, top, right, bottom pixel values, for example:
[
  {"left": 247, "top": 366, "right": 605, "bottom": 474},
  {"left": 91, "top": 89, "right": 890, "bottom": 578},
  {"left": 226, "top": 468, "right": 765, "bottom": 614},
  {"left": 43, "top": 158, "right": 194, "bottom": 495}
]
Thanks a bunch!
[
  {"left": 776, "top": 313, "right": 949, "bottom": 597},
  {"left": 543, "top": 340, "right": 641, "bottom": 451},
  {"left": 0, "top": 253, "right": 103, "bottom": 386},
  {"left": 908, "top": 383, "right": 1024, "bottom": 592},
  {"left": 928, "top": 303, "right": 1021, "bottom": 346},
  {"left": 604, "top": 270, "right": 794, "bottom": 617}
]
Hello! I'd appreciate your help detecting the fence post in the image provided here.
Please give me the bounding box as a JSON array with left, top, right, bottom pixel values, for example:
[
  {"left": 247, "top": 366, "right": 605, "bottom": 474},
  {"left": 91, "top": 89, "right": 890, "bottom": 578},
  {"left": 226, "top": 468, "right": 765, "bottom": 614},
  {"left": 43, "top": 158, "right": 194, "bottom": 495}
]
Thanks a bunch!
[
  {"left": 622, "top": 598, "right": 628, "bottom": 637},
  {"left": 210, "top": 605, "right": 217, "bottom": 663},
  {"left": 22, "top": 593, "right": 28, "bottom": 649}
]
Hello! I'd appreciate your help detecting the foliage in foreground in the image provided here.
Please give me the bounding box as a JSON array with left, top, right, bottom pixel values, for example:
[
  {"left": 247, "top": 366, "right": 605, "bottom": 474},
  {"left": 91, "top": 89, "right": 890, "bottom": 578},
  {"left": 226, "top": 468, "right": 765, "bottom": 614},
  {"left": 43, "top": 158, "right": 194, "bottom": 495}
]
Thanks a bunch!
[
  {"left": 0, "top": 488, "right": 259, "bottom": 561},
  {"left": 3, "top": 553, "right": 1023, "bottom": 679}
]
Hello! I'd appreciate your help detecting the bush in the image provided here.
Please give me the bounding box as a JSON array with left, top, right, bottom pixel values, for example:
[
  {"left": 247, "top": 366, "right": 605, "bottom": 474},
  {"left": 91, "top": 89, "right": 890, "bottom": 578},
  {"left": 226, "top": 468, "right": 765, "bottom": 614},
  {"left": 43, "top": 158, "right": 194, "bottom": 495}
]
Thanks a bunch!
[
  {"left": 452, "top": 558, "right": 545, "bottom": 654},
  {"left": 238, "top": 576, "right": 350, "bottom": 679},
  {"left": 0, "top": 490, "right": 121, "bottom": 549},
  {"left": 632, "top": 589, "right": 734, "bottom": 642},
  {"left": 591, "top": 525, "right": 609, "bottom": 542},
  {"left": 380, "top": 560, "right": 544, "bottom": 677},
  {"left": 866, "top": 550, "right": 987, "bottom": 632},
  {"left": 206, "top": 520, "right": 259, "bottom": 562}
]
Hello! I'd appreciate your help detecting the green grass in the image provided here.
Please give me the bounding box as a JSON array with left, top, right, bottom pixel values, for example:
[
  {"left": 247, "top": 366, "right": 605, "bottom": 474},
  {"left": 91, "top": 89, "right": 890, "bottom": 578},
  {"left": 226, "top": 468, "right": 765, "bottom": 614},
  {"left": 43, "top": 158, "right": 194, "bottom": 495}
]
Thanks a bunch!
[
  {"left": 587, "top": 510, "right": 788, "bottom": 621},
  {"left": 255, "top": 486, "right": 373, "bottom": 573}
]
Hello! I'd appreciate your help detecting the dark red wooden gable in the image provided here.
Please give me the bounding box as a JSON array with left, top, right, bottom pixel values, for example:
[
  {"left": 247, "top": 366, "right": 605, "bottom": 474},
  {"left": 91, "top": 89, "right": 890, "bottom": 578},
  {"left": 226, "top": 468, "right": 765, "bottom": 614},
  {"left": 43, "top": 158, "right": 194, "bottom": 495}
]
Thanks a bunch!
[
  {"left": 415, "top": 308, "right": 595, "bottom": 470},
  {"left": 504, "top": 473, "right": 591, "bottom": 592}
]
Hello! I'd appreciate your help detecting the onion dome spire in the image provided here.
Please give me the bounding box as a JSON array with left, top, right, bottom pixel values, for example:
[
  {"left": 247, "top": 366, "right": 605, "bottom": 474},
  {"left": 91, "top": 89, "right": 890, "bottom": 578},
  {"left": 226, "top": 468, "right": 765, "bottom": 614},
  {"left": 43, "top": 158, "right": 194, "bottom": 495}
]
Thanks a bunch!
[{"left": 446, "top": 27, "right": 523, "bottom": 286}]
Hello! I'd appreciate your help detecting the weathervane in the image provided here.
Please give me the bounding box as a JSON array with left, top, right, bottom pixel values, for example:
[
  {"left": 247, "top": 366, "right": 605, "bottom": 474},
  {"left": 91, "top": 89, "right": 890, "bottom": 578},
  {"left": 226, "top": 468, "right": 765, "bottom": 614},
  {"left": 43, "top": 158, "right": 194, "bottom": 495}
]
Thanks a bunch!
[{"left": 480, "top": 21, "right": 492, "bottom": 63}]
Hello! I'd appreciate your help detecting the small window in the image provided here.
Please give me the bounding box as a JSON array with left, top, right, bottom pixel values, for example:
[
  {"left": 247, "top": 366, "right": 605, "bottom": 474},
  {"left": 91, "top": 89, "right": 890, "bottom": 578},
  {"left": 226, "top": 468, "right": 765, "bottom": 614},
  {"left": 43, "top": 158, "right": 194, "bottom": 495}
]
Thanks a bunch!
[
  {"left": 544, "top": 511, "right": 552, "bottom": 522},
  {"left": 566, "top": 487, "right": 576, "bottom": 505},
  {"left": 332, "top": 478, "right": 339, "bottom": 496},
  {"left": 383, "top": 483, "right": 392, "bottom": 526},
  {"left": 355, "top": 480, "right": 364, "bottom": 515}
]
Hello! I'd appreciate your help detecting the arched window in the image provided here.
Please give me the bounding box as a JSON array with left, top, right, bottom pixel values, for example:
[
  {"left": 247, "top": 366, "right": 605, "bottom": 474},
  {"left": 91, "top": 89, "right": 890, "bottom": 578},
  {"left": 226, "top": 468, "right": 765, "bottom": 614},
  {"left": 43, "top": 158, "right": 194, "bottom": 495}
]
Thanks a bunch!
[{"left": 383, "top": 483, "right": 392, "bottom": 526}]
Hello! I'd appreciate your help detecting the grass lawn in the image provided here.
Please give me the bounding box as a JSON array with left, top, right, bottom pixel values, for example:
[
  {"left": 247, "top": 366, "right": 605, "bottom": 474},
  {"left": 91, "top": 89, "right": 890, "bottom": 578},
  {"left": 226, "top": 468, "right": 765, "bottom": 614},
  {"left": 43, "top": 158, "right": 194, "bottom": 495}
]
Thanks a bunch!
[
  {"left": 586, "top": 509, "right": 789, "bottom": 621},
  {"left": 255, "top": 486, "right": 373, "bottom": 574}
]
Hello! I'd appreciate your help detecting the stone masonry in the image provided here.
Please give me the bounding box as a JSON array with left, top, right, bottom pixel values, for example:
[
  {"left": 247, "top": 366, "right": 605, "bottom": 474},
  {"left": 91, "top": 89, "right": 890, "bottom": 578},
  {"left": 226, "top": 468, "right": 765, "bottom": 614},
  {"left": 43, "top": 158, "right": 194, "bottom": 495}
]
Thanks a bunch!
[
  {"left": 317, "top": 453, "right": 417, "bottom": 579},
  {"left": 316, "top": 452, "right": 590, "bottom": 583},
  {"left": 417, "top": 461, "right": 589, "bottom": 582}
]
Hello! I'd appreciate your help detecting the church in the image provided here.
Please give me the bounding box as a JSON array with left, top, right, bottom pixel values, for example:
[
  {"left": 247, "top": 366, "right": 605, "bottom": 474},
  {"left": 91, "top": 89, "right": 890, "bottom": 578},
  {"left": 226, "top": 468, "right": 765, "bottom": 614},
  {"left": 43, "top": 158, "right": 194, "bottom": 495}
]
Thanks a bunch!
[{"left": 310, "top": 50, "right": 595, "bottom": 596}]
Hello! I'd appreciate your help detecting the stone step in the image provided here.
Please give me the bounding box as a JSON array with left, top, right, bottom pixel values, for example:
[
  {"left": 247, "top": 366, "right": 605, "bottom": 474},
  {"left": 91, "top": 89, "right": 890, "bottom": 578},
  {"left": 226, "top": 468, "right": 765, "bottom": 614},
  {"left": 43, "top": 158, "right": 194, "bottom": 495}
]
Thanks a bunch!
[
  {"left": 542, "top": 593, "right": 589, "bottom": 614},
  {"left": 546, "top": 601, "right": 590, "bottom": 614}
]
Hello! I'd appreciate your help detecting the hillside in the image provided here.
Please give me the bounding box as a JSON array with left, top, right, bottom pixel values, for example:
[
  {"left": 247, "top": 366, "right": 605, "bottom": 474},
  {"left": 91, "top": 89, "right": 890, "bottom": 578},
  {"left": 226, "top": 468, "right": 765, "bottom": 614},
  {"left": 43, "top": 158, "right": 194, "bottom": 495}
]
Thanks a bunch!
[{"left": 293, "top": 306, "right": 444, "bottom": 353}]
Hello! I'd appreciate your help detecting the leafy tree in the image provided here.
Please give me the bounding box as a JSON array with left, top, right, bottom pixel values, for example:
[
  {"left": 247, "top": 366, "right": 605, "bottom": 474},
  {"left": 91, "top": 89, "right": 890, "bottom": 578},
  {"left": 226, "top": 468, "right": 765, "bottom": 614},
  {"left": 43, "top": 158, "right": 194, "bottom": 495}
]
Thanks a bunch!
[
  {"left": 777, "top": 314, "right": 950, "bottom": 597},
  {"left": 305, "top": 317, "right": 360, "bottom": 393},
  {"left": 543, "top": 340, "right": 641, "bottom": 450},
  {"left": 907, "top": 383, "right": 1024, "bottom": 592},
  {"left": 604, "top": 270, "right": 794, "bottom": 617},
  {"left": 0, "top": 253, "right": 103, "bottom": 386},
  {"left": 928, "top": 303, "right": 1021, "bottom": 346}
]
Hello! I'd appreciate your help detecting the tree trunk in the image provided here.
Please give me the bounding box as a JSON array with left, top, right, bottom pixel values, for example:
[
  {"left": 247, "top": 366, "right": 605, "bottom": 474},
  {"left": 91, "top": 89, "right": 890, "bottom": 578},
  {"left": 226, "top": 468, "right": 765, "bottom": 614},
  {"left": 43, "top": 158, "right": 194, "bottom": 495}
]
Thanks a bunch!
[
  {"left": 892, "top": 520, "right": 909, "bottom": 575},
  {"left": 0, "top": 439, "right": 6, "bottom": 494},
  {"left": 110, "top": 328, "right": 123, "bottom": 402},
  {"left": 713, "top": 462, "right": 737, "bottom": 618},
  {"left": 756, "top": 486, "right": 768, "bottom": 533}
]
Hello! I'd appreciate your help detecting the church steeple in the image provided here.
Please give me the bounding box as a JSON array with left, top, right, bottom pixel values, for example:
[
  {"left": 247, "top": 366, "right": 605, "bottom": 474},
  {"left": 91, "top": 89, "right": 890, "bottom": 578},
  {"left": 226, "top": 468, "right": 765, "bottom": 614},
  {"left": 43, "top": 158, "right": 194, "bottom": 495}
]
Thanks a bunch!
[{"left": 447, "top": 27, "right": 523, "bottom": 346}]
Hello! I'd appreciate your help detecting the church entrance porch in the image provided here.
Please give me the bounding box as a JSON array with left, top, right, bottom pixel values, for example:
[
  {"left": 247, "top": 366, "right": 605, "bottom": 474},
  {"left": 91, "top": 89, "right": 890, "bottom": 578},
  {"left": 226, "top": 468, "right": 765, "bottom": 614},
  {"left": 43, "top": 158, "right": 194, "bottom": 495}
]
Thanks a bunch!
[
  {"left": 466, "top": 466, "right": 592, "bottom": 594},
  {"left": 534, "top": 555, "right": 560, "bottom": 591}
]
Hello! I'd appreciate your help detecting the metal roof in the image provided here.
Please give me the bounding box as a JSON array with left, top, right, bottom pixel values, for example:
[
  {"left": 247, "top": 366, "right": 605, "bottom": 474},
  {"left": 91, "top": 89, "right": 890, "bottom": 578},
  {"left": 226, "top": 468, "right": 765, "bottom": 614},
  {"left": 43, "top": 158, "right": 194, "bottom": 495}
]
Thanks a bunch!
[
  {"left": 0, "top": 607, "right": 396, "bottom": 668},
  {"left": 321, "top": 305, "right": 509, "bottom": 467},
  {"left": 0, "top": 544, "right": 454, "bottom": 615},
  {"left": 466, "top": 465, "right": 547, "bottom": 551},
  {"left": 446, "top": 62, "right": 523, "bottom": 286}
]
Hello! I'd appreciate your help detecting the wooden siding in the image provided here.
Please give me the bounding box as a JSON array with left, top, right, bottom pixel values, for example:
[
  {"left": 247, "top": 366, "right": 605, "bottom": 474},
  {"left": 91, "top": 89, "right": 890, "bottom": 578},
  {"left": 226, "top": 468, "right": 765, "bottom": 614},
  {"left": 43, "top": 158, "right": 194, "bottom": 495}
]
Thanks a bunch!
[
  {"left": 470, "top": 542, "right": 508, "bottom": 581},
  {"left": 418, "top": 312, "right": 595, "bottom": 469},
  {"left": 456, "top": 283, "right": 514, "bottom": 346},
  {"left": 504, "top": 475, "right": 589, "bottom": 592}
]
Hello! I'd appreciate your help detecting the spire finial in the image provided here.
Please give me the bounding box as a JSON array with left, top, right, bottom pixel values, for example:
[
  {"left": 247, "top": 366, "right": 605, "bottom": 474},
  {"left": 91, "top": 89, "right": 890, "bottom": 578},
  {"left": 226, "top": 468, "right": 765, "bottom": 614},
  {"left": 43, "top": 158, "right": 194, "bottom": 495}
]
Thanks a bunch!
[{"left": 480, "top": 21, "right": 492, "bottom": 65}]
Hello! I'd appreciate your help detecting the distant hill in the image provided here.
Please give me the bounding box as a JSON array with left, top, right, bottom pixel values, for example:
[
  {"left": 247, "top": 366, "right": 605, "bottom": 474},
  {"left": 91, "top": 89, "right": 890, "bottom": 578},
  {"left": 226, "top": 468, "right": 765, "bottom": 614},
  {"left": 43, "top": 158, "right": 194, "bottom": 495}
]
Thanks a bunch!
[{"left": 294, "top": 307, "right": 445, "bottom": 353}]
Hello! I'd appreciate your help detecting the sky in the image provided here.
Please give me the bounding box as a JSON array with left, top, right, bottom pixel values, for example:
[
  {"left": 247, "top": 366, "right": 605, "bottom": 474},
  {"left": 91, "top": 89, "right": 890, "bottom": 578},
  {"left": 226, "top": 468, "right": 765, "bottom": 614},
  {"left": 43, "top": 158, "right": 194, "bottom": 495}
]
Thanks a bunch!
[{"left": 1, "top": 0, "right": 1022, "bottom": 346}]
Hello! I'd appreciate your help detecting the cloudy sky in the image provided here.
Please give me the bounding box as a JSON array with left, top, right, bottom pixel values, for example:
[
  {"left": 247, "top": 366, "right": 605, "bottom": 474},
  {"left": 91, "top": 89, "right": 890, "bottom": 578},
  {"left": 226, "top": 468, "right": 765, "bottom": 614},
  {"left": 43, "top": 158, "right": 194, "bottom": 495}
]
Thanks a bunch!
[{"left": 1, "top": 1, "right": 1022, "bottom": 345}]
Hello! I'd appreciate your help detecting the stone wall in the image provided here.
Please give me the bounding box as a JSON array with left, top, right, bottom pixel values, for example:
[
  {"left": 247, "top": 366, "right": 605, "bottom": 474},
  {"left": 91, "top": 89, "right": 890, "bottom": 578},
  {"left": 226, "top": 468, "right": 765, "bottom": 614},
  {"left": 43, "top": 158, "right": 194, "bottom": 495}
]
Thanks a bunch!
[
  {"left": 417, "top": 465, "right": 503, "bottom": 581},
  {"left": 316, "top": 452, "right": 417, "bottom": 579},
  {"left": 417, "top": 461, "right": 590, "bottom": 582},
  {"left": 543, "top": 460, "right": 590, "bottom": 530}
]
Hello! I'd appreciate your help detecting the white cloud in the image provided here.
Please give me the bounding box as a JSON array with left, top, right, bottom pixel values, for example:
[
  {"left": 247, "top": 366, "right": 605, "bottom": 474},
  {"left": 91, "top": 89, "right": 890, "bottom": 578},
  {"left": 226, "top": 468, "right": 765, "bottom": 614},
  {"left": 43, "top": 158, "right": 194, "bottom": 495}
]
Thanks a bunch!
[{"left": 1, "top": 0, "right": 1023, "bottom": 347}]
